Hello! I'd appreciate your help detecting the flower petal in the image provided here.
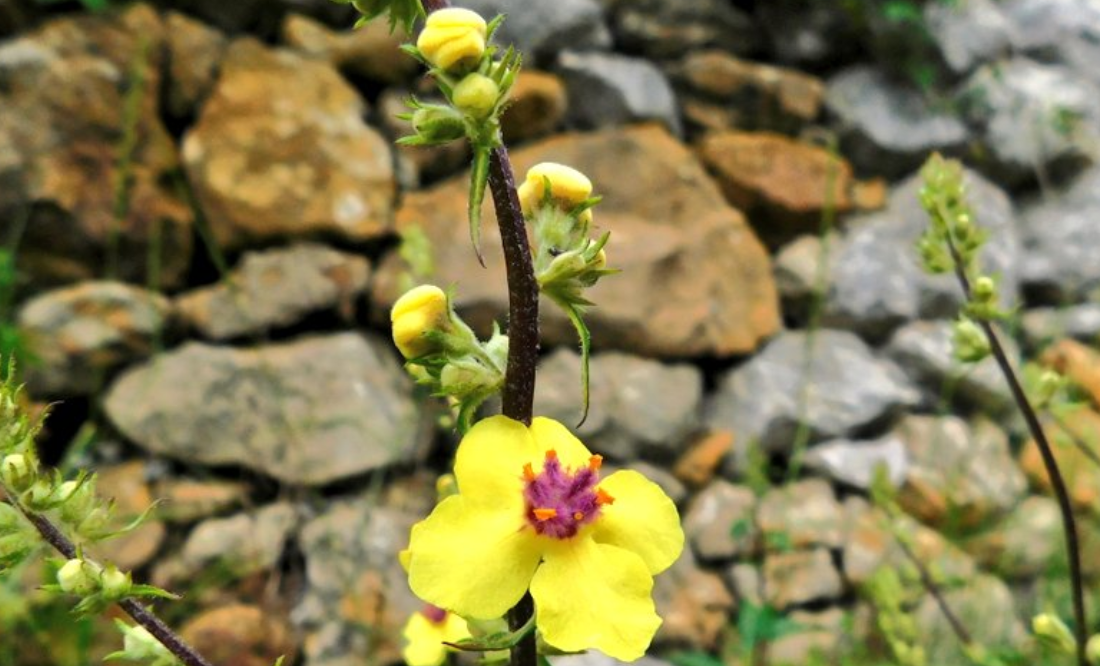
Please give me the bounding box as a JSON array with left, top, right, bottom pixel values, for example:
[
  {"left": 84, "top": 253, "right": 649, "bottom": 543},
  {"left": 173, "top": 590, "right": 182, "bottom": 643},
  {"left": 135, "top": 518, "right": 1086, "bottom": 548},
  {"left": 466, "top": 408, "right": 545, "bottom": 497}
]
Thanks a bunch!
[
  {"left": 454, "top": 415, "right": 537, "bottom": 510},
  {"left": 530, "top": 417, "right": 594, "bottom": 470},
  {"left": 591, "top": 470, "right": 683, "bottom": 574},
  {"left": 402, "top": 612, "right": 449, "bottom": 666},
  {"left": 531, "top": 537, "right": 661, "bottom": 661},
  {"left": 407, "top": 495, "right": 541, "bottom": 619}
]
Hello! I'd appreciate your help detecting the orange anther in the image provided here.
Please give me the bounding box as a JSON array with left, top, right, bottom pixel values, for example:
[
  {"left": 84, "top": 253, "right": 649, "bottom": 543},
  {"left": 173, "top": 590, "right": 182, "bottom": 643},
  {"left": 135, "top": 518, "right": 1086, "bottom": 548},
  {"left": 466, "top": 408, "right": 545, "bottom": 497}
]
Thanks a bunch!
[
  {"left": 522, "top": 462, "right": 535, "bottom": 481},
  {"left": 588, "top": 455, "right": 603, "bottom": 471},
  {"left": 533, "top": 507, "right": 557, "bottom": 521},
  {"left": 573, "top": 511, "right": 584, "bottom": 521},
  {"left": 545, "top": 449, "right": 558, "bottom": 460},
  {"left": 596, "top": 488, "right": 615, "bottom": 506}
]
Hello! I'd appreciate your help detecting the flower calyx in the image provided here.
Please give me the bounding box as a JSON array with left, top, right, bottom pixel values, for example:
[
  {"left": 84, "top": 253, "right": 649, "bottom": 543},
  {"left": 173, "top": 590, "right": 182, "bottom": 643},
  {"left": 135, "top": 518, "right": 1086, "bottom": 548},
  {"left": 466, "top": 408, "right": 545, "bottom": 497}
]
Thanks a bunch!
[{"left": 332, "top": 0, "right": 425, "bottom": 33}]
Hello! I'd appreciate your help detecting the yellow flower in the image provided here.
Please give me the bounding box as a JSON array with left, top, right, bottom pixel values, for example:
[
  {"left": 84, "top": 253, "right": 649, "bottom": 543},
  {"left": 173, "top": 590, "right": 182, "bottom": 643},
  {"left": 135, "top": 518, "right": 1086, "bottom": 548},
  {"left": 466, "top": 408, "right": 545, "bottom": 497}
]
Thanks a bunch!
[
  {"left": 517, "top": 163, "right": 593, "bottom": 219},
  {"left": 405, "top": 416, "right": 683, "bottom": 661},
  {"left": 416, "top": 8, "right": 487, "bottom": 72},
  {"left": 402, "top": 605, "right": 471, "bottom": 666},
  {"left": 391, "top": 285, "right": 449, "bottom": 359}
]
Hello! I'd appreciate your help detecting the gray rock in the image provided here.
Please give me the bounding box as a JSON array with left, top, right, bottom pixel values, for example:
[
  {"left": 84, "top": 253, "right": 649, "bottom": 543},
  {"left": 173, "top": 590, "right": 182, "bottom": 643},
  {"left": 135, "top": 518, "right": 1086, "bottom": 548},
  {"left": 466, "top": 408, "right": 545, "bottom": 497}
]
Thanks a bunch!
[
  {"left": 757, "top": 479, "right": 843, "bottom": 551},
  {"left": 707, "top": 329, "right": 919, "bottom": 462},
  {"left": 556, "top": 51, "right": 681, "bottom": 135},
  {"left": 608, "top": 0, "right": 759, "bottom": 59},
  {"left": 774, "top": 233, "right": 830, "bottom": 317},
  {"left": 152, "top": 502, "right": 299, "bottom": 588},
  {"left": 1019, "top": 166, "right": 1100, "bottom": 302},
  {"left": 804, "top": 434, "right": 908, "bottom": 490},
  {"left": 1003, "top": 0, "right": 1100, "bottom": 87},
  {"left": 174, "top": 243, "right": 370, "bottom": 340},
  {"left": 724, "top": 562, "right": 763, "bottom": 607},
  {"left": 894, "top": 415, "right": 1027, "bottom": 529},
  {"left": 292, "top": 500, "right": 421, "bottom": 666},
  {"left": 965, "top": 495, "right": 1062, "bottom": 578},
  {"left": 17, "top": 281, "right": 170, "bottom": 397},
  {"left": 924, "top": 0, "right": 1016, "bottom": 73},
  {"left": 915, "top": 574, "right": 1025, "bottom": 665},
  {"left": 534, "top": 348, "right": 703, "bottom": 462},
  {"left": 825, "top": 66, "right": 970, "bottom": 179},
  {"left": 104, "top": 333, "right": 428, "bottom": 485},
  {"left": 769, "top": 608, "right": 850, "bottom": 665},
  {"left": 455, "top": 0, "right": 610, "bottom": 62},
  {"left": 885, "top": 319, "right": 1015, "bottom": 414},
  {"left": 825, "top": 167, "right": 1020, "bottom": 339},
  {"left": 961, "top": 58, "right": 1100, "bottom": 183},
  {"left": 684, "top": 480, "right": 757, "bottom": 562},
  {"left": 1022, "top": 303, "right": 1100, "bottom": 346},
  {"left": 763, "top": 548, "right": 844, "bottom": 610}
]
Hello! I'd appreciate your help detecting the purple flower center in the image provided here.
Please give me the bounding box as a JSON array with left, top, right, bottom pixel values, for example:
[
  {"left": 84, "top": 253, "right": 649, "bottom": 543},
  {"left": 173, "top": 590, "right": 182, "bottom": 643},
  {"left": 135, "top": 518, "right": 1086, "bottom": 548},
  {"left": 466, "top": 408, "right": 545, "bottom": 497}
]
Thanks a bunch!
[
  {"left": 422, "top": 604, "right": 448, "bottom": 625},
  {"left": 522, "top": 450, "right": 614, "bottom": 539}
]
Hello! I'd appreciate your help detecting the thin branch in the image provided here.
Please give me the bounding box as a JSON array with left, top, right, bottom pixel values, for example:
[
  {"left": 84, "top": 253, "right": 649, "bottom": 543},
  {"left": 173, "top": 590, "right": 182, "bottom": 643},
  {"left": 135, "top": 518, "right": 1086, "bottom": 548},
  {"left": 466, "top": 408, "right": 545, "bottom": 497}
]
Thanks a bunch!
[
  {"left": 18, "top": 506, "right": 216, "bottom": 666},
  {"left": 946, "top": 239, "right": 1088, "bottom": 666},
  {"left": 893, "top": 533, "right": 973, "bottom": 646}
]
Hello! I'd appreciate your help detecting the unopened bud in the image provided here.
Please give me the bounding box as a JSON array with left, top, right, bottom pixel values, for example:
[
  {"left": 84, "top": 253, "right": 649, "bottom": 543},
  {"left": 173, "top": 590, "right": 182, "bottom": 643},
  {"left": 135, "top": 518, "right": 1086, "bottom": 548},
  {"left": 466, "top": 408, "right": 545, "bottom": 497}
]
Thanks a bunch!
[
  {"left": 391, "top": 285, "right": 451, "bottom": 359},
  {"left": 1086, "top": 634, "right": 1100, "bottom": 665},
  {"left": 58, "top": 558, "right": 99, "bottom": 596},
  {"left": 416, "top": 7, "right": 487, "bottom": 72},
  {"left": 411, "top": 105, "right": 467, "bottom": 144},
  {"left": 21, "top": 479, "right": 55, "bottom": 510},
  {"left": 1033, "top": 613, "right": 1076, "bottom": 655},
  {"left": 1, "top": 453, "right": 33, "bottom": 492},
  {"left": 453, "top": 73, "right": 500, "bottom": 119},
  {"left": 972, "top": 275, "right": 996, "bottom": 303},
  {"left": 952, "top": 316, "right": 990, "bottom": 363},
  {"left": 517, "top": 162, "right": 593, "bottom": 218},
  {"left": 100, "top": 565, "right": 131, "bottom": 600}
]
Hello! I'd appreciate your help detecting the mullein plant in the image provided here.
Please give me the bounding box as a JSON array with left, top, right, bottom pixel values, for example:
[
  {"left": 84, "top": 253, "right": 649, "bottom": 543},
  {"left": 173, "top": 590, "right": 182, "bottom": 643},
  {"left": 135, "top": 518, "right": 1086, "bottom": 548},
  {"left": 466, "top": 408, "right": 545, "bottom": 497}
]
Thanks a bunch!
[
  {"left": 344, "top": 0, "right": 685, "bottom": 664},
  {"left": 916, "top": 154, "right": 1096, "bottom": 666}
]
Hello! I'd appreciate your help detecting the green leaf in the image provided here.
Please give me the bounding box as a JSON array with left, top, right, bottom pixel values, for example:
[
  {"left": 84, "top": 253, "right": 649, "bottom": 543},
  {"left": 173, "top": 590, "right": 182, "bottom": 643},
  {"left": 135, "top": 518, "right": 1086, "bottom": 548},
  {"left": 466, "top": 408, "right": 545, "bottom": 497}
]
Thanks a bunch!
[
  {"left": 468, "top": 147, "right": 491, "bottom": 267},
  {"left": 560, "top": 301, "right": 592, "bottom": 427}
]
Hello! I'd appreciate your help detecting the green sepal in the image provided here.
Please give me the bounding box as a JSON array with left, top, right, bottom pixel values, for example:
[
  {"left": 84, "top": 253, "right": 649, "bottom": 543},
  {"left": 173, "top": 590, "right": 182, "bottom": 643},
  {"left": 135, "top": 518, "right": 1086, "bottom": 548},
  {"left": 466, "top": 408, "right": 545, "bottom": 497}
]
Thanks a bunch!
[
  {"left": 444, "top": 612, "right": 535, "bottom": 651},
  {"left": 468, "top": 147, "right": 492, "bottom": 266},
  {"left": 83, "top": 499, "right": 162, "bottom": 542},
  {"left": 485, "top": 13, "right": 506, "bottom": 41},
  {"left": 129, "top": 584, "right": 181, "bottom": 601},
  {"left": 560, "top": 300, "right": 592, "bottom": 427}
]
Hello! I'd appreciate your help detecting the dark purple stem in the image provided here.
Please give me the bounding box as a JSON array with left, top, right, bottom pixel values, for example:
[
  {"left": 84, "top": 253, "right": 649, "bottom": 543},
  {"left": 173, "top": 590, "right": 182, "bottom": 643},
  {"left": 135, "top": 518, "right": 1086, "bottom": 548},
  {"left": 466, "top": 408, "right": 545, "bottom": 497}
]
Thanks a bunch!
[{"left": 18, "top": 507, "right": 215, "bottom": 666}]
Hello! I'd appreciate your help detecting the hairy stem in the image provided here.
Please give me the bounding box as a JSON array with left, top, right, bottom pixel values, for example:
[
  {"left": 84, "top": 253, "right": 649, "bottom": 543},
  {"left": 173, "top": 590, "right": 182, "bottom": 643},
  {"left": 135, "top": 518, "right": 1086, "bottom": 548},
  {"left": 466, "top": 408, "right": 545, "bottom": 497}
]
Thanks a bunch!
[
  {"left": 17, "top": 506, "right": 215, "bottom": 666},
  {"left": 946, "top": 240, "right": 1088, "bottom": 666}
]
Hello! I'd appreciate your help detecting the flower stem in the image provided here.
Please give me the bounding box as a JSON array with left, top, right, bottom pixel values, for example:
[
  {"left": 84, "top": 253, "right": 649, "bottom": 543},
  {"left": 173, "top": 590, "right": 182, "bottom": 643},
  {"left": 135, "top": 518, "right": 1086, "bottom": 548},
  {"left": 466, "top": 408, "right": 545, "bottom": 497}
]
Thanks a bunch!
[
  {"left": 945, "top": 238, "right": 1088, "bottom": 666},
  {"left": 16, "top": 505, "right": 215, "bottom": 666}
]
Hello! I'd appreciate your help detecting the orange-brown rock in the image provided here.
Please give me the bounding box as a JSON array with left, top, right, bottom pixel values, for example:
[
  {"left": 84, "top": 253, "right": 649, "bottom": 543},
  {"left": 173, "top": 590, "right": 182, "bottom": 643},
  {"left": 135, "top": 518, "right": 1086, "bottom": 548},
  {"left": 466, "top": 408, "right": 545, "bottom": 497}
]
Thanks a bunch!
[
  {"left": 373, "top": 124, "right": 781, "bottom": 358},
  {"left": 674, "top": 429, "right": 734, "bottom": 488},
  {"left": 180, "top": 604, "right": 296, "bottom": 666},
  {"left": 1040, "top": 339, "right": 1100, "bottom": 409},
  {"left": 281, "top": 12, "right": 417, "bottom": 85},
  {"left": 1018, "top": 407, "right": 1100, "bottom": 514},
  {"left": 164, "top": 11, "right": 227, "bottom": 119},
  {"left": 88, "top": 461, "right": 165, "bottom": 571},
  {"left": 152, "top": 477, "right": 249, "bottom": 523},
  {"left": 502, "top": 70, "right": 568, "bottom": 144}
]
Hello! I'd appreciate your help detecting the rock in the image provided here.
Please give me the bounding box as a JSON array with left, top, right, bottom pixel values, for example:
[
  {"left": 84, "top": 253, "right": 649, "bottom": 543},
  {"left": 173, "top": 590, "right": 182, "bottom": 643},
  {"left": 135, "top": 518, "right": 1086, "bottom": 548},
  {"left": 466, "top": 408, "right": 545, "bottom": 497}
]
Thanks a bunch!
[
  {"left": 377, "top": 87, "right": 470, "bottom": 187},
  {"left": 803, "top": 434, "right": 908, "bottom": 491},
  {"left": 757, "top": 479, "right": 843, "bottom": 551},
  {"left": 763, "top": 548, "right": 843, "bottom": 610},
  {"left": 924, "top": 0, "right": 1015, "bottom": 74},
  {"left": 884, "top": 319, "right": 1015, "bottom": 414},
  {"left": 607, "top": 0, "right": 759, "bottom": 60},
  {"left": 769, "top": 608, "right": 852, "bottom": 665},
  {"left": 89, "top": 461, "right": 165, "bottom": 571},
  {"left": 894, "top": 415, "right": 1026, "bottom": 529},
  {"left": 1039, "top": 339, "right": 1100, "bottom": 410},
  {"left": 825, "top": 167, "right": 1020, "bottom": 340},
  {"left": 706, "top": 329, "right": 919, "bottom": 463},
  {"left": 825, "top": 66, "right": 970, "bottom": 179},
  {"left": 0, "top": 6, "right": 193, "bottom": 287},
  {"left": 683, "top": 480, "right": 757, "bottom": 562},
  {"left": 1022, "top": 304, "right": 1100, "bottom": 348},
  {"left": 961, "top": 58, "right": 1100, "bottom": 184},
  {"left": 182, "top": 39, "right": 395, "bottom": 250},
  {"left": 672, "top": 50, "right": 824, "bottom": 135},
  {"left": 281, "top": 12, "right": 416, "bottom": 84},
  {"left": 755, "top": 0, "right": 859, "bottom": 67},
  {"left": 556, "top": 51, "right": 681, "bottom": 135},
  {"left": 533, "top": 348, "right": 703, "bottom": 462},
  {"left": 773, "top": 234, "right": 830, "bottom": 320},
  {"left": 174, "top": 243, "right": 370, "bottom": 340},
  {"left": 17, "top": 281, "right": 170, "bottom": 397},
  {"left": 965, "top": 495, "right": 1062, "bottom": 578},
  {"left": 104, "top": 333, "right": 428, "bottom": 485},
  {"left": 181, "top": 604, "right": 296, "bottom": 666},
  {"left": 651, "top": 550, "right": 734, "bottom": 650},
  {"left": 697, "top": 131, "right": 859, "bottom": 247},
  {"left": 164, "top": 11, "right": 228, "bottom": 119},
  {"left": 151, "top": 477, "right": 249, "bottom": 523},
  {"left": 293, "top": 501, "right": 421, "bottom": 666},
  {"left": 153, "top": 503, "right": 298, "bottom": 588},
  {"left": 674, "top": 430, "right": 734, "bottom": 489},
  {"left": 502, "top": 70, "right": 568, "bottom": 144},
  {"left": 372, "top": 124, "right": 781, "bottom": 358},
  {"left": 1019, "top": 166, "right": 1100, "bottom": 303},
  {"left": 724, "top": 562, "right": 763, "bottom": 607},
  {"left": 841, "top": 496, "right": 978, "bottom": 588},
  {"left": 454, "top": 0, "right": 611, "bottom": 63},
  {"left": 914, "top": 574, "right": 1025, "bottom": 666},
  {"left": 1002, "top": 0, "right": 1100, "bottom": 87},
  {"left": 1018, "top": 407, "right": 1100, "bottom": 513}
]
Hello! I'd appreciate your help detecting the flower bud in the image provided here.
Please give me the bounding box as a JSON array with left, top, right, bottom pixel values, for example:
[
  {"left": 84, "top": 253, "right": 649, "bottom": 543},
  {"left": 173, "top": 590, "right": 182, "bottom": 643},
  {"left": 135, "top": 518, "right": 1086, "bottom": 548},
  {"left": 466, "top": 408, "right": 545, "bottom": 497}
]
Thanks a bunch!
[
  {"left": 58, "top": 558, "right": 99, "bottom": 596},
  {"left": 1086, "top": 633, "right": 1100, "bottom": 666},
  {"left": 100, "top": 565, "right": 132, "bottom": 600},
  {"left": 972, "top": 275, "right": 996, "bottom": 303},
  {"left": 592, "top": 249, "right": 607, "bottom": 271},
  {"left": 416, "top": 8, "right": 487, "bottom": 72},
  {"left": 411, "top": 105, "right": 467, "bottom": 144},
  {"left": 517, "top": 162, "right": 592, "bottom": 218},
  {"left": 1, "top": 453, "right": 33, "bottom": 492},
  {"left": 952, "top": 316, "right": 990, "bottom": 363},
  {"left": 1033, "top": 613, "right": 1076, "bottom": 655},
  {"left": 391, "top": 285, "right": 450, "bottom": 359},
  {"left": 453, "top": 73, "right": 500, "bottom": 119},
  {"left": 21, "top": 479, "right": 55, "bottom": 510},
  {"left": 0, "top": 502, "right": 23, "bottom": 534},
  {"left": 122, "top": 625, "right": 162, "bottom": 659}
]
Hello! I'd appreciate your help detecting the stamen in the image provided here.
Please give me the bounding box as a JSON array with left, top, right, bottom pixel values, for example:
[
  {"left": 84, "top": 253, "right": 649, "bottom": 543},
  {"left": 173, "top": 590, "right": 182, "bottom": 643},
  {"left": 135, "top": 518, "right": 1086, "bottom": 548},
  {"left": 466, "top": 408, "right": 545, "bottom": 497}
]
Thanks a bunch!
[
  {"left": 588, "top": 454, "right": 603, "bottom": 471},
  {"left": 596, "top": 488, "right": 615, "bottom": 505},
  {"left": 522, "top": 462, "right": 535, "bottom": 481},
  {"left": 573, "top": 511, "right": 584, "bottom": 521},
  {"left": 545, "top": 449, "right": 558, "bottom": 460},
  {"left": 533, "top": 507, "right": 558, "bottom": 521}
]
